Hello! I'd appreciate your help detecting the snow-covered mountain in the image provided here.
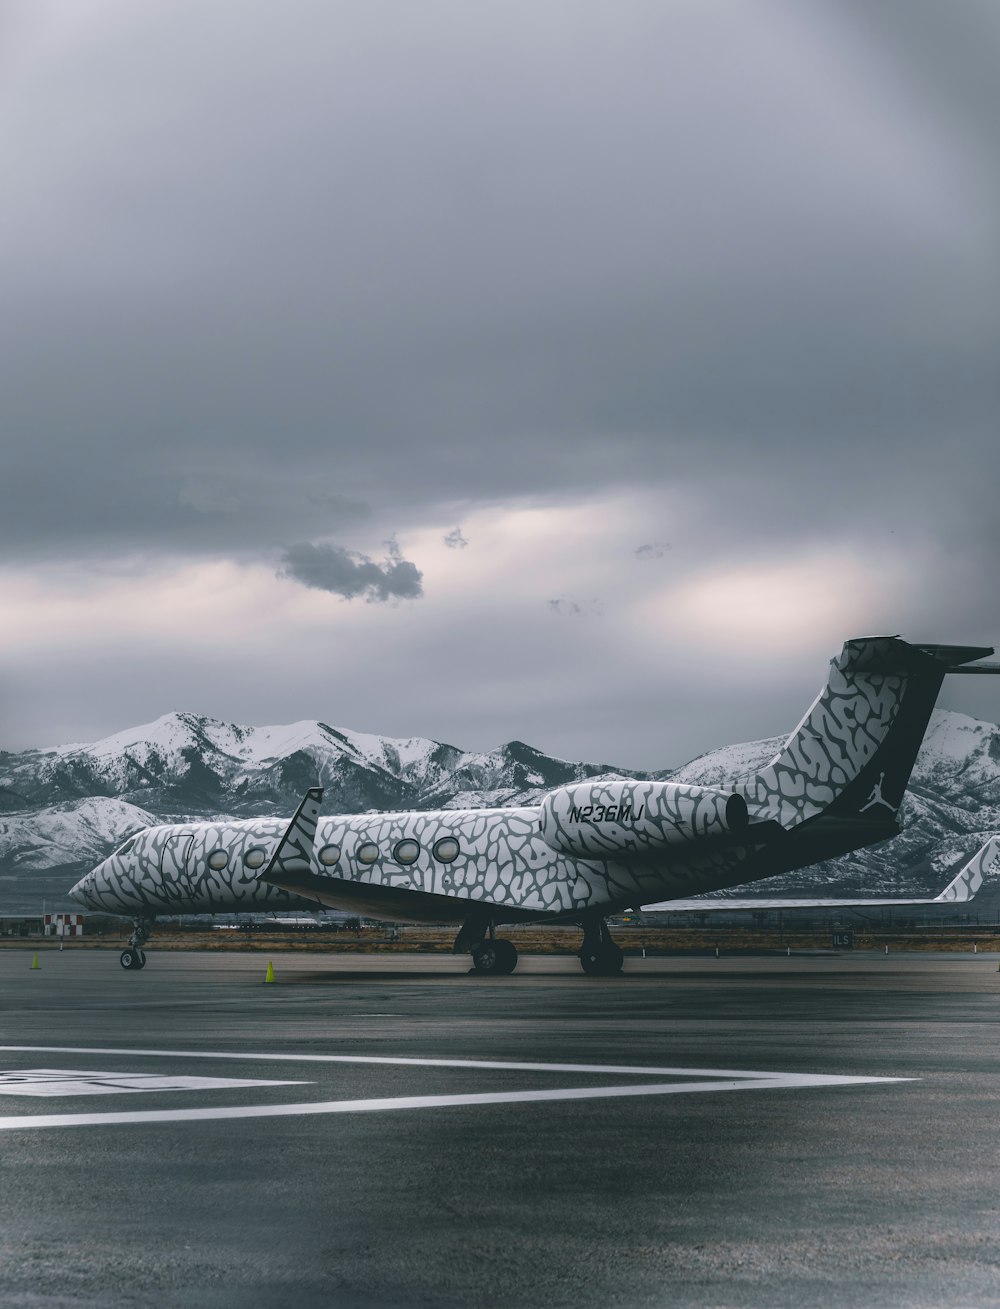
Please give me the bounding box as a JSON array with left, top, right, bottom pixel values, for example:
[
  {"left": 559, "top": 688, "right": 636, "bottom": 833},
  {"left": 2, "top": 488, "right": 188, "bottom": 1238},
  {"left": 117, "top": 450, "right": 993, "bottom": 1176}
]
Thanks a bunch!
[
  {"left": 3, "top": 707, "right": 1000, "bottom": 909},
  {"left": 0, "top": 798, "right": 158, "bottom": 871},
  {"left": 0, "top": 711, "right": 627, "bottom": 817}
]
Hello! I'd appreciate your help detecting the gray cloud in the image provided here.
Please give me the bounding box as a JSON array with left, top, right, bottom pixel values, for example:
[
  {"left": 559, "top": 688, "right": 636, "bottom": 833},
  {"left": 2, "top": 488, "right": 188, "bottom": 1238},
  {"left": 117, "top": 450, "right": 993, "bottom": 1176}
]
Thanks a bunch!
[
  {"left": 1, "top": 1, "right": 998, "bottom": 761},
  {"left": 635, "top": 543, "right": 670, "bottom": 560},
  {"left": 443, "top": 527, "right": 469, "bottom": 549},
  {"left": 0, "top": 0, "right": 995, "bottom": 576},
  {"left": 278, "top": 540, "right": 423, "bottom": 603},
  {"left": 547, "top": 597, "right": 603, "bottom": 618}
]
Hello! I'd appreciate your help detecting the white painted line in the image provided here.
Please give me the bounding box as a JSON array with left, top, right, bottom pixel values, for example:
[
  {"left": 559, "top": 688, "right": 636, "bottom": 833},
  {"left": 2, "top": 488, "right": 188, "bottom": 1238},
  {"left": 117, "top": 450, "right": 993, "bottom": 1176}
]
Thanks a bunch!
[
  {"left": 0, "top": 1069, "right": 305, "bottom": 1098},
  {"left": 0, "top": 1073, "right": 907, "bottom": 1131},
  {"left": 0, "top": 1045, "right": 904, "bottom": 1084}
]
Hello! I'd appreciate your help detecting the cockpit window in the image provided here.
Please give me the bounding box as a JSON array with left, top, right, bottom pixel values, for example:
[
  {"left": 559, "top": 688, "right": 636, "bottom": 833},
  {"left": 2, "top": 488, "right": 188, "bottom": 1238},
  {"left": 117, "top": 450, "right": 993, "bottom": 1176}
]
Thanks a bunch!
[{"left": 114, "top": 836, "right": 137, "bottom": 857}]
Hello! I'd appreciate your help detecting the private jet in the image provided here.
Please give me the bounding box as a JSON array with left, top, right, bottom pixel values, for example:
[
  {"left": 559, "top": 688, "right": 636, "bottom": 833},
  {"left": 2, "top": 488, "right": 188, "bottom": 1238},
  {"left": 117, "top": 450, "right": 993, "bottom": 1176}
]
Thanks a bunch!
[{"left": 71, "top": 636, "right": 1000, "bottom": 974}]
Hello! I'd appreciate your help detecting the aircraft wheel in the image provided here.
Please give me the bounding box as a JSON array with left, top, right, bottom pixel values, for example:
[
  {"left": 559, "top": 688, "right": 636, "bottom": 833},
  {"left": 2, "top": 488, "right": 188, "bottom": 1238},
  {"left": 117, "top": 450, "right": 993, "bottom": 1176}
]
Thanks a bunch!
[
  {"left": 472, "top": 939, "right": 518, "bottom": 975},
  {"left": 579, "top": 943, "right": 624, "bottom": 976},
  {"left": 492, "top": 939, "right": 518, "bottom": 975},
  {"left": 120, "top": 947, "right": 146, "bottom": 970}
]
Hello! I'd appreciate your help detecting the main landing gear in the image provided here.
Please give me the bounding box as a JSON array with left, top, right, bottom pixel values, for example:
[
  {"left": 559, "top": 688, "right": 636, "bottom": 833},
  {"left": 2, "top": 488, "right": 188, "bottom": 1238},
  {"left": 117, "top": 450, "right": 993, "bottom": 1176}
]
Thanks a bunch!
[
  {"left": 120, "top": 917, "right": 154, "bottom": 971},
  {"left": 579, "top": 916, "right": 624, "bottom": 976},
  {"left": 454, "top": 914, "right": 519, "bottom": 975},
  {"left": 453, "top": 911, "right": 624, "bottom": 976},
  {"left": 471, "top": 937, "right": 518, "bottom": 975}
]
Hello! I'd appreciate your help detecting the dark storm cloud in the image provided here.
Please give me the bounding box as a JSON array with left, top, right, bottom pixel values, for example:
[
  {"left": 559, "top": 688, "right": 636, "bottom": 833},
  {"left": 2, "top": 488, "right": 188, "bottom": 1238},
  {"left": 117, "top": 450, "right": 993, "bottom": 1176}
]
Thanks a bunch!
[
  {"left": 278, "top": 540, "right": 423, "bottom": 603},
  {"left": 1, "top": 0, "right": 996, "bottom": 580}
]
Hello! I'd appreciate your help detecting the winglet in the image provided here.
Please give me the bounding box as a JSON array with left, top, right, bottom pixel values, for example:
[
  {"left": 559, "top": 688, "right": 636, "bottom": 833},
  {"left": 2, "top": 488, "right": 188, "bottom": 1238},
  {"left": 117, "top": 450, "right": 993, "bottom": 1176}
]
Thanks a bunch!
[
  {"left": 932, "top": 837, "right": 1000, "bottom": 903},
  {"left": 259, "top": 787, "right": 324, "bottom": 884}
]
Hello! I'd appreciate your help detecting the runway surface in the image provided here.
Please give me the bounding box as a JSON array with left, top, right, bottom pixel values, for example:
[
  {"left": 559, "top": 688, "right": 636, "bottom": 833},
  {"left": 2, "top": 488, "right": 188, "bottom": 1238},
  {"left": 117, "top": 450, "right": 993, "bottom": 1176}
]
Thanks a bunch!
[{"left": 1, "top": 948, "right": 999, "bottom": 1308}]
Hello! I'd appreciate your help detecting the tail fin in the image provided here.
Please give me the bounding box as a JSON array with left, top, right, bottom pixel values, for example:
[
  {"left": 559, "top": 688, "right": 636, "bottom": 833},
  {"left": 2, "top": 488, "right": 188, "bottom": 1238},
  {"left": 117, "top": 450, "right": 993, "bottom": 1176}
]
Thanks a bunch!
[{"left": 742, "top": 637, "right": 998, "bottom": 829}]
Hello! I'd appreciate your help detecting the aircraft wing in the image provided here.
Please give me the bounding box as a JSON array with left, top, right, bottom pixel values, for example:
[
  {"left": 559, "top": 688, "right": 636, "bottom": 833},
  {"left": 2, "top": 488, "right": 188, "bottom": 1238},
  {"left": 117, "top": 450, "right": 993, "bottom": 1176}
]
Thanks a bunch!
[
  {"left": 260, "top": 786, "right": 324, "bottom": 881},
  {"left": 255, "top": 786, "right": 510, "bottom": 924},
  {"left": 641, "top": 837, "right": 1000, "bottom": 912}
]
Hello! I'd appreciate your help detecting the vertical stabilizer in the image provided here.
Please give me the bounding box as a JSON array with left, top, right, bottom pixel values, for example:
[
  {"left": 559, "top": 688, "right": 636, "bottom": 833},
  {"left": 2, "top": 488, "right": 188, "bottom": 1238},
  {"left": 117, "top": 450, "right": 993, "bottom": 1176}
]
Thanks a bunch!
[{"left": 740, "top": 637, "right": 988, "bottom": 828}]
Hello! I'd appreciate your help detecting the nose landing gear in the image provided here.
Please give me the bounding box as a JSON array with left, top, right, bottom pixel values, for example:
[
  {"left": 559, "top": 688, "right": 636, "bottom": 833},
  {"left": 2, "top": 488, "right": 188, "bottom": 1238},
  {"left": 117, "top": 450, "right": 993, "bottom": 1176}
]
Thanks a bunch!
[{"left": 120, "top": 918, "right": 154, "bottom": 971}]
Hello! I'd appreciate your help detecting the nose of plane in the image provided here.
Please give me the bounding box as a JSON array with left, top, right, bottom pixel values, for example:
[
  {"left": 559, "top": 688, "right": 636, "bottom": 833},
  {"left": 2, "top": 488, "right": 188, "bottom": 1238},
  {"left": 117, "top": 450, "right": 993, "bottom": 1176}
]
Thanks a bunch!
[{"left": 70, "top": 864, "right": 103, "bottom": 908}]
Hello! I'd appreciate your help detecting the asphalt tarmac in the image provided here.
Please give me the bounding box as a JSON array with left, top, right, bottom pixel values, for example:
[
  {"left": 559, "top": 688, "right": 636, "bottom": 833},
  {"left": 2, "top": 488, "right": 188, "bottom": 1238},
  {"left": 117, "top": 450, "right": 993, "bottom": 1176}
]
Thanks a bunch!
[{"left": 1, "top": 947, "right": 999, "bottom": 1309}]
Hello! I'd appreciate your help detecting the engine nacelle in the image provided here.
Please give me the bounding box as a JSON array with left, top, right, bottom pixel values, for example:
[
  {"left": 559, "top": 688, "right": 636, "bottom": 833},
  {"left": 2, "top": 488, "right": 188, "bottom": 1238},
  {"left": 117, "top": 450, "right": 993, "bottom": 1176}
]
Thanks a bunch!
[{"left": 539, "top": 779, "right": 749, "bottom": 859}]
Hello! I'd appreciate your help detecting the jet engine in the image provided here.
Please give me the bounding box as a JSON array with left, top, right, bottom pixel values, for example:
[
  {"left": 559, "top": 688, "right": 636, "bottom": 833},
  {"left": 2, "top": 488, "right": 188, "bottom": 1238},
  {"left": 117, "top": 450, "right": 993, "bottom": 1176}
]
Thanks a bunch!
[{"left": 539, "top": 780, "right": 749, "bottom": 859}]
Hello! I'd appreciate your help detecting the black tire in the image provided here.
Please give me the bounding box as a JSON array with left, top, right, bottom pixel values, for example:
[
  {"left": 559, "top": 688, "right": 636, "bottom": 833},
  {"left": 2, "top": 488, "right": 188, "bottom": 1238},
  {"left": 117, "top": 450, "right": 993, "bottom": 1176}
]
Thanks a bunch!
[
  {"left": 120, "top": 948, "right": 138, "bottom": 970},
  {"left": 472, "top": 942, "right": 498, "bottom": 973},
  {"left": 492, "top": 939, "right": 518, "bottom": 975},
  {"left": 471, "top": 939, "right": 518, "bottom": 975},
  {"left": 579, "top": 943, "right": 624, "bottom": 976},
  {"left": 135, "top": 948, "right": 147, "bottom": 970}
]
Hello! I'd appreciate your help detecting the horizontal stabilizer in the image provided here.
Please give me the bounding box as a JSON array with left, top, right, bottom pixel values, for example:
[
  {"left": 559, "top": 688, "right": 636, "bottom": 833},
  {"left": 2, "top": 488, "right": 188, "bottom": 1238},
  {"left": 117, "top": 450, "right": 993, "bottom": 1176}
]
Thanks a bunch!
[
  {"left": 911, "top": 644, "right": 1000, "bottom": 673},
  {"left": 940, "top": 664, "right": 1000, "bottom": 675}
]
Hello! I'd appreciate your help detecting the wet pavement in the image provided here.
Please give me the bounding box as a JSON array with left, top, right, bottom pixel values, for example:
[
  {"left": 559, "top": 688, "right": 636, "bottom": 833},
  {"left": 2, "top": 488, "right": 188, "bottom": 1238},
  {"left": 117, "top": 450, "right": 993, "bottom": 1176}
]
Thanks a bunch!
[{"left": 1, "top": 947, "right": 998, "bottom": 1308}]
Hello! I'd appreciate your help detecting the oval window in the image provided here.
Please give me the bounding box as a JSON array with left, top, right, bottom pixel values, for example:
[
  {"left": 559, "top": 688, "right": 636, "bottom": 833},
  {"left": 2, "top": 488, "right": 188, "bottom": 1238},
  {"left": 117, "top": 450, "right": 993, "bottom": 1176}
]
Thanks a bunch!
[
  {"left": 356, "top": 842, "right": 379, "bottom": 865},
  {"left": 243, "top": 847, "right": 267, "bottom": 870},
  {"left": 207, "top": 849, "right": 229, "bottom": 871},
  {"left": 432, "top": 836, "right": 460, "bottom": 864},
  {"left": 393, "top": 839, "right": 420, "bottom": 865},
  {"left": 318, "top": 843, "right": 341, "bottom": 867}
]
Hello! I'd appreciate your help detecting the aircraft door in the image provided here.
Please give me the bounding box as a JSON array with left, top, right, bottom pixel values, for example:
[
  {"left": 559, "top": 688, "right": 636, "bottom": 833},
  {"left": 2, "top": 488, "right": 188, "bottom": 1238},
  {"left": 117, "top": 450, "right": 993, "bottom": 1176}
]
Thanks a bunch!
[{"left": 159, "top": 834, "right": 194, "bottom": 900}]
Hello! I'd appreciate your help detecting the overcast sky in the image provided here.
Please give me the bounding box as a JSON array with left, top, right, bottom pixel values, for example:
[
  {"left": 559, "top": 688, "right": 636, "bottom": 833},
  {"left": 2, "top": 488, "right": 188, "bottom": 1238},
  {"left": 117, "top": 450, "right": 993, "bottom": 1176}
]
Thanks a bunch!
[{"left": 1, "top": 0, "right": 998, "bottom": 768}]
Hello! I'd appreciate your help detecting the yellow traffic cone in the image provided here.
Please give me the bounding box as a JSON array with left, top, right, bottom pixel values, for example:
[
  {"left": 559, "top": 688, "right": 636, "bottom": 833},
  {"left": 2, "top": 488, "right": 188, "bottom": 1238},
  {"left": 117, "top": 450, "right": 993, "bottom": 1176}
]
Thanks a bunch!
[
  {"left": 30, "top": 952, "right": 40, "bottom": 970},
  {"left": 264, "top": 960, "right": 275, "bottom": 984}
]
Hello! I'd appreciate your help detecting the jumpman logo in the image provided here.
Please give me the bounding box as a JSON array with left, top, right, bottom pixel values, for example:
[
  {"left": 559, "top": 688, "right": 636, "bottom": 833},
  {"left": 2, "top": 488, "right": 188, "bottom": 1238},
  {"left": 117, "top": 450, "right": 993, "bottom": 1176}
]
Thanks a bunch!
[{"left": 859, "top": 771, "right": 896, "bottom": 814}]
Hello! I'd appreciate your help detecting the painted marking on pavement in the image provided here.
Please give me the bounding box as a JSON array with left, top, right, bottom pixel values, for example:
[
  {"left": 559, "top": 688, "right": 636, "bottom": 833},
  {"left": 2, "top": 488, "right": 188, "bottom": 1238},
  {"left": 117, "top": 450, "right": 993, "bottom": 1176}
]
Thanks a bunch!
[
  {"left": 0, "top": 1069, "right": 305, "bottom": 1098},
  {"left": 0, "top": 1046, "right": 911, "bottom": 1131},
  {"left": 0, "top": 1045, "right": 910, "bottom": 1082}
]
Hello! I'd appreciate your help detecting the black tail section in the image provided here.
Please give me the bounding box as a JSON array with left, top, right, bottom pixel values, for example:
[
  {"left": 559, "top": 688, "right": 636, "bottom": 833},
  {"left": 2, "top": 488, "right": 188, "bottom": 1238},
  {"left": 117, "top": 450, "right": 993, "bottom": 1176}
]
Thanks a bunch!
[
  {"left": 743, "top": 637, "right": 999, "bottom": 830},
  {"left": 824, "top": 640, "right": 947, "bottom": 821}
]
